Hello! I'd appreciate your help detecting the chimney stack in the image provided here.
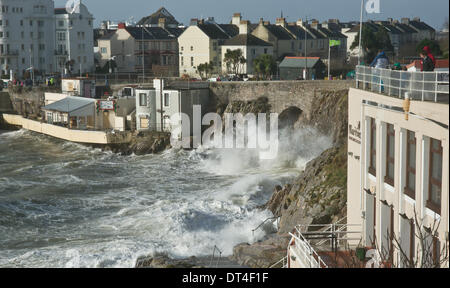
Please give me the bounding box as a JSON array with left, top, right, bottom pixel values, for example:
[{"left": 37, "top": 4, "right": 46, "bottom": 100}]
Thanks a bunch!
[
  {"left": 259, "top": 18, "right": 264, "bottom": 25},
  {"left": 401, "top": 18, "right": 410, "bottom": 25},
  {"left": 232, "top": 13, "right": 242, "bottom": 26},
  {"left": 190, "top": 18, "right": 199, "bottom": 26},
  {"left": 158, "top": 18, "right": 166, "bottom": 28},
  {"left": 297, "top": 19, "right": 305, "bottom": 27},
  {"left": 239, "top": 20, "right": 249, "bottom": 34},
  {"left": 118, "top": 22, "right": 126, "bottom": 29},
  {"left": 276, "top": 17, "right": 286, "bottom": 27}
]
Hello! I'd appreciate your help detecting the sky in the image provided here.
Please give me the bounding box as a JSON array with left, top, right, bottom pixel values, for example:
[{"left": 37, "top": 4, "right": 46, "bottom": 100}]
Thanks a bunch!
[{"left": 55, "top": 0, "right": 449, "bottom": 30}]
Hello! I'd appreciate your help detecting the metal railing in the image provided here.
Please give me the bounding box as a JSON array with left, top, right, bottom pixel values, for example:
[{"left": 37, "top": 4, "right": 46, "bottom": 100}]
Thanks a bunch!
[
  {"left": 289, "top": 227, "right": 328, "bottom": 268},
  {"left": 355, "top": 65, "right": 449, "bottom": 103},
  {"left": 209, "top": 245, "right": 222, "bottom": 268},
  {"left": 296, "top": 222, "right": 362, "bottom": 252},
  {"left": 269, "top": 256, "right": 287, "bottom": 268},
  {"left": 251, "top": 216, "right": 280, "bottom": 237}
]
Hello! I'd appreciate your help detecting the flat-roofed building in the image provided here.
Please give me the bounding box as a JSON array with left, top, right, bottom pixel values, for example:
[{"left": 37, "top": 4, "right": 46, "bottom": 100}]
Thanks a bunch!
[{"left": 347, "top": 66, "right": 449, "bottom": 268}]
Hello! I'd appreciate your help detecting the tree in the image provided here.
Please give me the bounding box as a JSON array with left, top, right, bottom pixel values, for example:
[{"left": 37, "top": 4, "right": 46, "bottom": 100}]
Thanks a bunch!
[
  {"left": 351, "top": 26, "right": 394, "bottom": 64},
  {"left": 253, "top": 54, "right": 276, "bottom": 80},
  {"left": 224, "top": 49, "right": 246, "bottom": 75},
  {"left": 416, "top": 39, "right": 442, "bottom": 56},
  {"left": 197, "top": 61, "right": 214, "bottom": 79}
]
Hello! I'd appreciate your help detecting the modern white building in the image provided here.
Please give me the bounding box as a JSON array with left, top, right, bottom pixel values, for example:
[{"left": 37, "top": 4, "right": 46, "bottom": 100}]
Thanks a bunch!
[
  {"left": 0, "top": 0, "right": 56, "bottom": 77},
  {"left": 135, "top": 79, "right": 210, "bottom": 138},
  {"left": 347, "top": 66, "right": 449, "bottom": 268},
  {"left": 54, "top": 2, "right": 94, "bottom": 76},
  {"left": 0, "top": 0, "right": 94, "bottom": 78}
]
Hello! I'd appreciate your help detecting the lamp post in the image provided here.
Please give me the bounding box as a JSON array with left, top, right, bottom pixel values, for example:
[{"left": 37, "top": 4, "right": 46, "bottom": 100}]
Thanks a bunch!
[{"left": 358, "top": 0, "right": 365, "bottom": 65}]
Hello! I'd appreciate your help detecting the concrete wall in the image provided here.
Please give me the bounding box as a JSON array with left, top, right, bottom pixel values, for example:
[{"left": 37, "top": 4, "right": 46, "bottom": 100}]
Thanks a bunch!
[
  {"left": 210, "top": 80, "right": 354, "bottom": 118},
  {"left": 0, "top": 92, "right": 13, "bottom": 113},
  {"left": 2, "top": 114, "right": 131, "bottom": 144}
]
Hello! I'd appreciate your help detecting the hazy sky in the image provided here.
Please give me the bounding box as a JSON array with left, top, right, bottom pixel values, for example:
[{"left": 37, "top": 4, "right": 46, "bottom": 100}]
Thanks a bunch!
[{"left": 55, "top": 0, "right": 449, "bottom": 30}]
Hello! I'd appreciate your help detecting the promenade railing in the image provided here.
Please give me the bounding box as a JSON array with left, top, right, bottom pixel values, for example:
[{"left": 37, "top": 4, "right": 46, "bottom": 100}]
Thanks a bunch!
[{"left": 355, "top": 65, "right": 449, "bottom": 103}]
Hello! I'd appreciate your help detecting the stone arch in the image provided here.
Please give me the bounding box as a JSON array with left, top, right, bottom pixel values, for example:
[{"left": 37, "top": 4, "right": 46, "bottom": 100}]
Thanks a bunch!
[{"left": 278, "top": 106, "right": 303, "bottom": 129}]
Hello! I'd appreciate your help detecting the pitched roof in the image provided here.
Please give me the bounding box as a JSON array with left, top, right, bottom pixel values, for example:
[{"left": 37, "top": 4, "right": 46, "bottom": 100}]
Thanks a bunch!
[
  {"left": 54, "top": 8, "right": 68, "bottom": 15},
  {"left": 137, "top": 7, "right": 179, "bottom": 26},
  {"left": 197, "top": 24, "right": 239, "bottom": 39},
  {"left": 125, "top": 26, "right": 184, "bottom": 40},
  {"left": 42, "top": 96, "right": 95, "bottom": 113},
  {"left": 279, "top": 57, "right": 322, "bottom": 68},
  {"left": 393, "top": 23, "right": 418, "bottom": 34},
  {"left": 264, "top": 25, "right": 295, "bottom": 40},
  {"left": 284, "top": 25, "right": 313, "bottom": 40},
  {"left": 409, "top": 20, "right": 435, "bottom": 32},
  {"left": 223, "top": 34, "right": 273, "bottom": 46}
]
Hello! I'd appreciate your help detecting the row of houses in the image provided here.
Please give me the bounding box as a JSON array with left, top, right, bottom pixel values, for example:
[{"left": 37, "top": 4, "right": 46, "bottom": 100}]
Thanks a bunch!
[{"left": 96, "top": 7, "right": 439, "bottom": 79}]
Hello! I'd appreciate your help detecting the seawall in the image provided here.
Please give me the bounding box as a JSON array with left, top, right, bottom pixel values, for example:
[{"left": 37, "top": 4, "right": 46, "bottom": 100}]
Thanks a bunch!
[{"left": 210, "top": 80, "right": 354, "bottom": 118}]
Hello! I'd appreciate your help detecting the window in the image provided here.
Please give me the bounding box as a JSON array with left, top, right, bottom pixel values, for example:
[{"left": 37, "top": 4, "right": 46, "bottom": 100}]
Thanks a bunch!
[
  {"left": 385, "top": 123, "right": 395, "bottom": 186},
  {"left": 404, "top": 131, "right": 416, "bottom": 199},
  {"left": 427, "top": 138, "right": 442, "bottom": 214},
  {"left": 140, "top": 117, "right": 149, "bottom": 129},
  {"left": 58, "top": 21, "right": 64, "bottom": 27},
  {"left": 164, "top": 93, "right": 170, "bottom": 107},
  {"left": 139, "top": 93, "right": 147, "bottom": 106},
  {"left": 181, "top": 46, "right": 184, "bottom": 51},
  {"left": 190, "top": 46, "right": 193, "bottom": 51},
  {"left": 181, "top": 56, "right": 184, "bottom": 66},
  {"left": 101, "top": 47, "right": 107, "bottom": 54},
  {"left": 369, "top": 118, "right": 377, "bottom": 176},
  {"left": 264, "top": 48, "right": 268, "bottom": 54},
  {"left": 191, "top": 57, "right": 194, "bottom": 67}
]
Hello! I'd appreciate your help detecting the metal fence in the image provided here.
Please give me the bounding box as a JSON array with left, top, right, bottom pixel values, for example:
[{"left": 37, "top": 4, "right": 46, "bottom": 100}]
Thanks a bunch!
[{"left": 355, "top": 65, "right": 449, "bottom": 103}]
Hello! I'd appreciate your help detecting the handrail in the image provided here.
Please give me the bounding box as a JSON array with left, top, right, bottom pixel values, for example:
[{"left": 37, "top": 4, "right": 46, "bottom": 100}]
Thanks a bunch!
[
  {"left": 290, "top": 230, "right": 328, "bottom": 268},
  {"left": 355, "top": 65, "right": 449, "bottom": 103},
  {"left": 209, "top": 245, "right": 222, "bottom": 268},
  {"left": 269, "top": 256, "right": 287, "bottom": 268},
  {"left": 252, "top": 216, "right": 280, "bottom": 236}
]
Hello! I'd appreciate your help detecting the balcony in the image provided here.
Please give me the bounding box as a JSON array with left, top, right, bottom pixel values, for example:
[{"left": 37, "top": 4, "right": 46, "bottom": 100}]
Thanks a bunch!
[
  {"left": 55, "top": 50, "right": 68, "bottom": 56},
  {"left": 0, "top": 50, "right": 19, "bottom": 57},
  {"left": 355, "top": 65, "right": 449, "bottom": 103}
]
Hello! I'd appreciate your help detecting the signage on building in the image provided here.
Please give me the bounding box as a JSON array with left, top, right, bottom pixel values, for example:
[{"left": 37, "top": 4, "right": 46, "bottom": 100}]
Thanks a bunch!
[
  {"left": 349, "top": 121, "right": 361, "bottom": 144},
  {"left": 97, "top": 100, "right": 116, "bottom": 111}
]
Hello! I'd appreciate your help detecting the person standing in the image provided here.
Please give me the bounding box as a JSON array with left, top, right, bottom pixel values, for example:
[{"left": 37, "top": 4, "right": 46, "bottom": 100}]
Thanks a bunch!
[
  {"left": 421, "top": 50, "right": 435, "bottom": 72},
  {"left": 370, "top": 50, "right": 389, "bottom": 69}
]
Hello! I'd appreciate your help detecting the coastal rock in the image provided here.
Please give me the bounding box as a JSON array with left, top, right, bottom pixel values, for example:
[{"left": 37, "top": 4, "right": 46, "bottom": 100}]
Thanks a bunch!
[
  {"left": 231, "top": 234, "right": 290, "bottom": 268},
  {"left": 135, "top": 254, "right": 201, "bottom": 268}
]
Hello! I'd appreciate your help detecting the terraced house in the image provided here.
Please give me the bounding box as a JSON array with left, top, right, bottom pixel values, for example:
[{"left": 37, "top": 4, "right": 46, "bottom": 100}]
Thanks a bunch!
[
  {"left": 178, "top": 17, "right": 238, "bottom": 77},
  {"left": 97, "top": 22, "right": 183, "bottom": 77}
]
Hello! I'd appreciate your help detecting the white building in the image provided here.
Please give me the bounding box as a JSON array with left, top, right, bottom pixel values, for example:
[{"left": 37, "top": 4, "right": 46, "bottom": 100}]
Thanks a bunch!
[
  {"left": 0, "top": 0, "right": 94, "bottom": 78},
  {"left": 221, "top": 21, "right": 273, "bottom": 75},
  {"left": 54, "top": 3, "right": 94, "bottom": 76},
  {"left": 0, "top": 0, "right": 56, "bottom": 77},
  {"left": 136, "top": 79, "right": 210, "bottom": 137}
]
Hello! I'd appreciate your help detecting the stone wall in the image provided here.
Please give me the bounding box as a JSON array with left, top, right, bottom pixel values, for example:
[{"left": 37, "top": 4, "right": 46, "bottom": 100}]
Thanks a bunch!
[{"left": 209, "top": 80, "right": 354, "bottom": 119}]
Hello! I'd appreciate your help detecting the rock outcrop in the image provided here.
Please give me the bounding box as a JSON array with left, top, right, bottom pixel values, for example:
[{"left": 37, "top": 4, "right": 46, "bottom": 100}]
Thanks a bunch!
[
  {"left": 100, "top": 131, "right": 171, "bottom": 156},
  {"left": 231, "top": 89, "right": 349, "bottom": 268}
]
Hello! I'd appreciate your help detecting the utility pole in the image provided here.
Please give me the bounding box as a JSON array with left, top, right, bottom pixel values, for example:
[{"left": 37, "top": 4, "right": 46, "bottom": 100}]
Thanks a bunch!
[
  {"left": 304, "top": 16, "right": 308, "bottom": 80},
  {"left": 358, "top": 0, "right": 365, "bottom": 65},
  {"left": 142, "top": 26, "right": 145, "bottom": 84},
  {"left": 160, "top": 78, "right": 163, "bottom": 131}
]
